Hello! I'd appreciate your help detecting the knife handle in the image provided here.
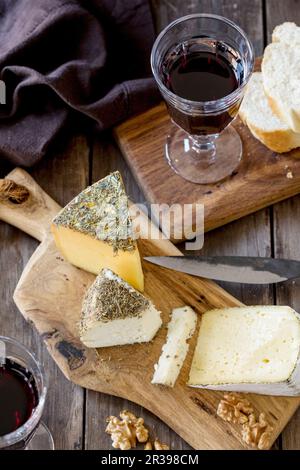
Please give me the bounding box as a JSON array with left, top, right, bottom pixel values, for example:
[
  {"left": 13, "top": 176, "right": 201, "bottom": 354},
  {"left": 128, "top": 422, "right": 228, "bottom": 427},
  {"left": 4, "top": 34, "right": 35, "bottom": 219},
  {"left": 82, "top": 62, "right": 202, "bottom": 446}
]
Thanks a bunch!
[{"left": 0, "top": 168, "right": 61, "bottom": 242}]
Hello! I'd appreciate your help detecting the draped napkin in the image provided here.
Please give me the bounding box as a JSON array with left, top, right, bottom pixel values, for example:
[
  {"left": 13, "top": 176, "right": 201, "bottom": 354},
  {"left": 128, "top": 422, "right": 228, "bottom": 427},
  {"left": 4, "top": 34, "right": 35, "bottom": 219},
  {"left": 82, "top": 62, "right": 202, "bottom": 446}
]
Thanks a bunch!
[{"left": 0, "top": 0, "right": 160, "bottom": 166}]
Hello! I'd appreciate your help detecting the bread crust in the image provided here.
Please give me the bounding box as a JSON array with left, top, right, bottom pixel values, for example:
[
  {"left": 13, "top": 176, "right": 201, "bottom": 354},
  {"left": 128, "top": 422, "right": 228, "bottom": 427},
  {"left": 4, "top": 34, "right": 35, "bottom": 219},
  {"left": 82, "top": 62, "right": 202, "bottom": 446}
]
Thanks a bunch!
[
  {"left": 241, "top": 22, "right": 300, "bottom": 152},
  {"left": 239, "top": 110, "right": 300, "bottom": 153}
]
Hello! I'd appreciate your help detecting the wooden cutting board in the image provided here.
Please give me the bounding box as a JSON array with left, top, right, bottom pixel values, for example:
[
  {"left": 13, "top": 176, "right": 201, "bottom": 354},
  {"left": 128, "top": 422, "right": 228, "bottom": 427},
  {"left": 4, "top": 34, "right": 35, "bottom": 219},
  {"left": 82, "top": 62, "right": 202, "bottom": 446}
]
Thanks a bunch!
[
  {"left": 1, "top": 168, "right": 300, "bottom": 450},
  {"left": 114, "top": 60, "right": 300, "bottom": 242}
]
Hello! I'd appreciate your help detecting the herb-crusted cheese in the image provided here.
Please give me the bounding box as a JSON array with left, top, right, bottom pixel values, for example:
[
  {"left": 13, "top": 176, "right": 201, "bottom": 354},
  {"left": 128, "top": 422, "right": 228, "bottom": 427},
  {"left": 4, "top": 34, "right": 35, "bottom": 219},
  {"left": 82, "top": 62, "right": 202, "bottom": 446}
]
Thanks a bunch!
[
  {"left": 51, "top": 171, "right": 144, "bottom": 291},
  {"left": 152, "top": 306, "right": 197, "bottom": 387},
  {"left": 80, "top": 269, "right": 162, "bottom": 348},
  {"left": 188, "top": 306, "right": 300, "bottom": 396}
]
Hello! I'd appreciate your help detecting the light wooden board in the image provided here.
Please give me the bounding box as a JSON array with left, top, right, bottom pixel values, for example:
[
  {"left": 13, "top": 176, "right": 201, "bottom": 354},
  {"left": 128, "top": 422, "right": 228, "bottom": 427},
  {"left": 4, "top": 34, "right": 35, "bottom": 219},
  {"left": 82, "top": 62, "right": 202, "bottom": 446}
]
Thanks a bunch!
[
  {"left": 114, "top": 60, "right": 300, "bottom": 242},
  {"left": 0, "top": 168, "right": 299, "bottom": 450}
]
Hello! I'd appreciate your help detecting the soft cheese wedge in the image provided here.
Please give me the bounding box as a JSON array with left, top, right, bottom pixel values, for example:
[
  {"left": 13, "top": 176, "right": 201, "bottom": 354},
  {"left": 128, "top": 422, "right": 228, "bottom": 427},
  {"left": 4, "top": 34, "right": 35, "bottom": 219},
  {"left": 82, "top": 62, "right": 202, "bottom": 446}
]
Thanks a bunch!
[
  {"left": 80, "top": 269, "right": 162, "bottom": 348},
  {"left": 152, "top": 306, "right": 197, "bottom": 387},
  {"left": 188, "top": 306, "right": 300, "bottom": 396},
  {"left": 51, "top": 171, "right": 144, "bottom": 291}
]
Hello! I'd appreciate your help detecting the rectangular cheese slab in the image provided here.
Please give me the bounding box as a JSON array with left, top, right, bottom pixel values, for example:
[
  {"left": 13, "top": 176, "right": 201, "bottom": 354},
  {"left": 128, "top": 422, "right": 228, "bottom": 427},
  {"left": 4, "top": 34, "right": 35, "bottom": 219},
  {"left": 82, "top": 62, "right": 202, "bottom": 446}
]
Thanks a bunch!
[{"left": 188, "top": 306, "right": 300, "bottom": 396}]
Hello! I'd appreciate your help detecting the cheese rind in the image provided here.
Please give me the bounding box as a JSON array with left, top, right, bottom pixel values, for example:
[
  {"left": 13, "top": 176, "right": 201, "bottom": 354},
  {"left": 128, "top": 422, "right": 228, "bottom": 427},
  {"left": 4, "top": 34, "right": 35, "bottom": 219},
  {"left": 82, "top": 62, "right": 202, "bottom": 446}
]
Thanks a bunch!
[
  {"left": 188, "top": 306, "right": 300, "bottom": 396},
  {"left": 80, "top": 269, "right": 162, "bottom": 348},
  {"left": 51, "top": 171, "right": 144, "bottom": 291},
  {"left": 152, "top": 306, "right": 197, "bottom": 387}
]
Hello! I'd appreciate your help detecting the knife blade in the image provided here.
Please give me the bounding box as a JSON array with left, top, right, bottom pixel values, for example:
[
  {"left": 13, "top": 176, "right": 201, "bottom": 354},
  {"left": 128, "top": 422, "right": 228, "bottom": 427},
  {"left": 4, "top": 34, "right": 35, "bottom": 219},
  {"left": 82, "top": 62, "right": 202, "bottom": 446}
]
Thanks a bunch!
[{"left": 144, "top": 256, "right": 300, "bottom": 284}]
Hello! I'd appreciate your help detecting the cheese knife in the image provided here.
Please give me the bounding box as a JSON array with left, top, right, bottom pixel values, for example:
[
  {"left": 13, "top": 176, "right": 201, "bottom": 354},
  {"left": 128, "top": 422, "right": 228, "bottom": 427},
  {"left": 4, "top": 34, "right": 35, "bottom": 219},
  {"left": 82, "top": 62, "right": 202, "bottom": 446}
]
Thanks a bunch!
[{"left": 144, "top": 256, "right": 300, "bottom": 284}]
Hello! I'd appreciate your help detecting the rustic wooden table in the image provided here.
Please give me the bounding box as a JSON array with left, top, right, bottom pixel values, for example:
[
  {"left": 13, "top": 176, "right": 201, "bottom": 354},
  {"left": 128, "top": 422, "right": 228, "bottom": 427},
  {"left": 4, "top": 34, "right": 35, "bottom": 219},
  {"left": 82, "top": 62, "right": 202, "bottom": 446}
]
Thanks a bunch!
[{"left": 1, "top": 0, "right": 300, "bottom": 450}]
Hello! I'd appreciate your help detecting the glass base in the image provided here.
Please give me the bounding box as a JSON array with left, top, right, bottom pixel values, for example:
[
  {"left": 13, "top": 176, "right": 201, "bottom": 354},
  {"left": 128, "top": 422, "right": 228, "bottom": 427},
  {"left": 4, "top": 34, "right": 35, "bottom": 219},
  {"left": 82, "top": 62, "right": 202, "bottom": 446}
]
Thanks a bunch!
[
  {"left": 165, "top": 125, "right": 242, "bottom": 184},
  {"left": 26, "top": 422, "right": 54, "bottom": 450}
]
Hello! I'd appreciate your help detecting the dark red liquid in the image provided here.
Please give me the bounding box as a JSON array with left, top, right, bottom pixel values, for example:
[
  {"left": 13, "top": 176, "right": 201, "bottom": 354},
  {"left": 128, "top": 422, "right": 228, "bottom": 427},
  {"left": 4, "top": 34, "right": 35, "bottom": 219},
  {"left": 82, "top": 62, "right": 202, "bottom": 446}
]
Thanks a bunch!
[
  {"left": 0, "top": 359, "right": 38, "bottom": 437},
  {"left": 167, "top": 51, "right": 238, "bottom": 101},
  {"left": 162, "top": 40, "right": 243, "bottom": 135}
]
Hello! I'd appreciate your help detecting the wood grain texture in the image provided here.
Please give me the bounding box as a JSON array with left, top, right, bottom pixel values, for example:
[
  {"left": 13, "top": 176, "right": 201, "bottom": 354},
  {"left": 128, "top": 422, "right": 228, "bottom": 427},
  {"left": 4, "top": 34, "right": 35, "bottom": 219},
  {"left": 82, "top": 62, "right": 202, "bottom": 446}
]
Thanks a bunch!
[
  {"left": 2, "top": 168, "right": 299, "bottom": 450},
  {"left": 151, "top": 0, "right": 264, "bottom": 54},
  {"left": 265, "top": 0, "right": 300, "bottom": 450},
  {"left": 265, "top": 0, "right": 300, "bottom": 43},
  {"left": 0, "top": 168, "right": 60, "bottom": 242}
]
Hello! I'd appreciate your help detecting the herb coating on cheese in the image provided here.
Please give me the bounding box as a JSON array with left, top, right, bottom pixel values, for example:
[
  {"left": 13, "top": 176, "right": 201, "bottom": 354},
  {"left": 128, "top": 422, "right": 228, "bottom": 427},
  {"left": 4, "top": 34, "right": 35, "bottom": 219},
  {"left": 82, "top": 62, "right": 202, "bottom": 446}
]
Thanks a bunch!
[
  {"left": 52, "top": 171, "right": 135, "bottom": 252},
  {"left": 80, "top": 269, "right": 150, "bottom": 331}
]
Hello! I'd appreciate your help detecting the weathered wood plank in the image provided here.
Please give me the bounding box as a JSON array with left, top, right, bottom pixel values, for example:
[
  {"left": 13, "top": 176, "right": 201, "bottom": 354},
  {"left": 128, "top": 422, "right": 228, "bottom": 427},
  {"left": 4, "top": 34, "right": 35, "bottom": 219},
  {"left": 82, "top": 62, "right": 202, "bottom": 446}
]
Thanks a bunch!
[
  {"left": 151, "top": 0, "right": 264, "bottom": 55},
  {"left": 0, "top": 134, "right": 89, "bottom": 449},
  {"left": 265, "top": 0, "right": 300, "bottom": 42},
  {"left": 91, "top": 131, "right": 145, "bottom": 204},
  {"left": 265, "top": 0, "right": 300, "bottom": 451}
]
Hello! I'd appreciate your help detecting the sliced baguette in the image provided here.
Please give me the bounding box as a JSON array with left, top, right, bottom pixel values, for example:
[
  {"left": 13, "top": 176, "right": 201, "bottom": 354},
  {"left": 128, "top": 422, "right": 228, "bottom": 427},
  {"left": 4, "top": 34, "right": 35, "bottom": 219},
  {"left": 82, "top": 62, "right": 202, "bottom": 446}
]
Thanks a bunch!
[
  {"left": 262, "top": 31, "right": 300, "bottom": 132},
  {"left": 272, "top": 22, "right": 300, "bottom": 44},
  {"left": 239, "top": 72, "right": 300, "bottom": 152}
]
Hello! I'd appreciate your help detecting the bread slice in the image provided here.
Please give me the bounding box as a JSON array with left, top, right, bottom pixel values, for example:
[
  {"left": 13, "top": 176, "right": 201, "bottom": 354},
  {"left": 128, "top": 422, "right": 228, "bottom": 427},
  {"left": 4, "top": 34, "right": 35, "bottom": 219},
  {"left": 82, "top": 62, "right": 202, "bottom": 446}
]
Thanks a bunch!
[
  {"left": 272, "top": 22, "right": 300, "bottom": 44},
  {"left": 239, "top": 72, "right": 300, "bottom": 152},
  {"left": 262, "top": 25, "right": 300, "bottom": 133}
]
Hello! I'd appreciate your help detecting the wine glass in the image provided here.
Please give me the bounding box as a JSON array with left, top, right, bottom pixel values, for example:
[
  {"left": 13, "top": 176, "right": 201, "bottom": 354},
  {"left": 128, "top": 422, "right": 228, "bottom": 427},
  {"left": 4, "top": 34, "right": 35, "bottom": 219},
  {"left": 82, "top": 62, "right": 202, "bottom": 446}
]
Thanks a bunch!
[
  {"left": 151, "top": 14, "right": 254, "bottom": 184},
  {"left": 0, "top": 336, "right": 54, "bottom": 450}
]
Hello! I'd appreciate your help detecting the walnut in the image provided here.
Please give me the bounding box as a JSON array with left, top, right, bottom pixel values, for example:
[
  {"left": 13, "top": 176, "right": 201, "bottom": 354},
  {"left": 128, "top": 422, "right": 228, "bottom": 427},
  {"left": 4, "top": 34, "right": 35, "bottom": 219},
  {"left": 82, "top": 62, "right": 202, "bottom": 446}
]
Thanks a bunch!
[
  {"left": 217, "top": 392, "right": 254, "bottom": 424},
  {"left": 105, "top": 416, "right": 136, "bottom": 450},
  {"left": 135, "top": 418, "right": 149, "bottom": 443},
  {"left": 120, "top": 410, "right": 138, "bottom": 424},
  {"left": 242, "top": 412, "right": 273, "bottom": 450},
  {"left": 106, "top": 410, "right": 149, "bottom": 450},
  {"left": 153, "top": 439, "right": 170, "bottom": 450},
  {"left": 144, "top": 441, "right": 153, "bottom": 450},
  {"left": 217, "top": 393, "right": 273, "bottom": 450}
]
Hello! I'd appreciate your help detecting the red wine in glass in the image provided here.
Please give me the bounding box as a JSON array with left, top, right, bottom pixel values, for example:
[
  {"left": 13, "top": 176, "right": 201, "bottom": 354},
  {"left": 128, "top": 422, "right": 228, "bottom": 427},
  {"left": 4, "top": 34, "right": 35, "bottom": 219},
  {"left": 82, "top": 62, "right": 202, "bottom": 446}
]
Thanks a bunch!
[
  {"left": 0, "top": 358, "right": 39, "bottom": 448},
  {"left": 161, "top": 38, "right": 244, "bottom": 135},
  {"left": 151, "top": 14, "right": 254, "bottom": 184}
]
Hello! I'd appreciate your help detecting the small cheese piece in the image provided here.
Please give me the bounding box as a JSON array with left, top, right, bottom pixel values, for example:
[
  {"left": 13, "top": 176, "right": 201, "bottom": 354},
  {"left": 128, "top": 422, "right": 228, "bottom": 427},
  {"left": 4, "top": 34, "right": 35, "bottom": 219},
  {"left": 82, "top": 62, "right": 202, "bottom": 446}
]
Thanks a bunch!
[
  {"left": 152, "top": 306, "right": 197, "bottom": 387},
  {"left": 80, "top": 269, "right": 162, "bottom": 348},
  {"left": 51, "top": 171, "right": 144, "bottom": 291},
  {"left": 188, "top": 306, "right": 300, "bottom": 396}
]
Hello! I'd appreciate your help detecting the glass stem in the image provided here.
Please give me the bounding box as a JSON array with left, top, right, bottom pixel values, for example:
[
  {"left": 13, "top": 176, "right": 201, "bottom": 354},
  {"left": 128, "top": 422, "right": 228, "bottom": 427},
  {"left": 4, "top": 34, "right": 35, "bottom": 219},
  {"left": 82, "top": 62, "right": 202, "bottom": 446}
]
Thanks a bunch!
[{"left": 189, "top": 134, "right": 218, "bottom": 163}]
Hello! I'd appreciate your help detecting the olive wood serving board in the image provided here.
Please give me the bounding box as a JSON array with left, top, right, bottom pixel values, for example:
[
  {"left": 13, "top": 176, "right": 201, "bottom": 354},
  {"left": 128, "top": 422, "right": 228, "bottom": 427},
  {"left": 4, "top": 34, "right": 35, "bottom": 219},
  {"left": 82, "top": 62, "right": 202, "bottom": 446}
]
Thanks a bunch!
[
  {"left": 114, "top": 59, "right": 300, "bottom": 242},
  {"left": 1, "top": 168, "right": 300, "bottom": 450}
]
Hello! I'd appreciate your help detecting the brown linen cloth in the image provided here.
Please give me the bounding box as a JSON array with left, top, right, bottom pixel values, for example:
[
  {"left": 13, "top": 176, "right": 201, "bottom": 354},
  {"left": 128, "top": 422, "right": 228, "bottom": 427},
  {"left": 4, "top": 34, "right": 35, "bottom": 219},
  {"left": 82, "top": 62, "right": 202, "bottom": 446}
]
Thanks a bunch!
[{"left": 0, "top": 0, "right": 160, "bottom": 167}]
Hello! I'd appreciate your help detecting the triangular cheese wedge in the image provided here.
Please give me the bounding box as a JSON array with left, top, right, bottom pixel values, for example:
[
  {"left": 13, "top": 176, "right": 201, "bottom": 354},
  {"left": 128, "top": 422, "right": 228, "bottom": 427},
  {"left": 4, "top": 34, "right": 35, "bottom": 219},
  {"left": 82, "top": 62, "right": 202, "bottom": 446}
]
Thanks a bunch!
[
  {"left": 51, "top": 172, "right": 144, "bottom": 291},
  {"left": 80, "top": 269, "right": 162, "bottom": 348}
]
